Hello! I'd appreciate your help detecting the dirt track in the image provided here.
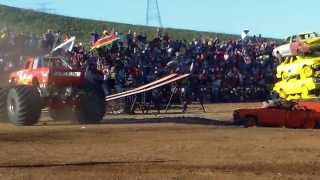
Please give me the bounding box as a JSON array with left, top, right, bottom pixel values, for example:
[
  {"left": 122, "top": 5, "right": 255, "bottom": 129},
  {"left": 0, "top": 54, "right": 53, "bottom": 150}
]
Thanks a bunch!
[{"left": 1, "top": 103, "right": 320, "bottom": 180}]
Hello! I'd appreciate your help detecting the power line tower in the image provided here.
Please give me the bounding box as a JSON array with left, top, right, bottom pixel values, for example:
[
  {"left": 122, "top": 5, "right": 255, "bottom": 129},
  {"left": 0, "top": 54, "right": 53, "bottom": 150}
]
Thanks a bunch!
[{"left": 146, "top": 0, "right": 163, "bottom": 27}]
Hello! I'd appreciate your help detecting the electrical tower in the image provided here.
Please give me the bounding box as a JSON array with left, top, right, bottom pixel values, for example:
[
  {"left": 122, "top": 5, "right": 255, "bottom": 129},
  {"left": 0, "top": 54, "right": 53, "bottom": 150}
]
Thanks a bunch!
[{"left": 146, "top": 0, "right": 163, "bottom": 27}]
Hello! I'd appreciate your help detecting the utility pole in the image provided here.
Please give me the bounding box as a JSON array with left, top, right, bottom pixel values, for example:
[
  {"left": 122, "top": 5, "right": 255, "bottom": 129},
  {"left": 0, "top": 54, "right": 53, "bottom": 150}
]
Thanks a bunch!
[{"left": 146, "top": 0, "right": 163, "bottom": 27}]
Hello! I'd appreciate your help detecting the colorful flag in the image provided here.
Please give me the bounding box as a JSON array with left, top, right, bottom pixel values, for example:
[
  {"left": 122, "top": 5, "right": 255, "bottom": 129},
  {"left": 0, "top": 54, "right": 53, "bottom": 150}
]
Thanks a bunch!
[{"left": 91, "top": 34, "right": 119, "bottom": 50}]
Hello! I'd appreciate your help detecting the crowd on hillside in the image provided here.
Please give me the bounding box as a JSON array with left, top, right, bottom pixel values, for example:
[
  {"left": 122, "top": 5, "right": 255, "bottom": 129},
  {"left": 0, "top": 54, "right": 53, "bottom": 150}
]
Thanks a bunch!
[{"left": 0, "top": 27, "right": 279, "bottom": 103}]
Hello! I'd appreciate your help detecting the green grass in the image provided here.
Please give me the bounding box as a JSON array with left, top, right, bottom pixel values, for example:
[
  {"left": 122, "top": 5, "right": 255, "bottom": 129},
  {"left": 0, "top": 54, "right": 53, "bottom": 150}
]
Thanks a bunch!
[{"left": 0, "top": 4, "right": 275, "bottom": 47}]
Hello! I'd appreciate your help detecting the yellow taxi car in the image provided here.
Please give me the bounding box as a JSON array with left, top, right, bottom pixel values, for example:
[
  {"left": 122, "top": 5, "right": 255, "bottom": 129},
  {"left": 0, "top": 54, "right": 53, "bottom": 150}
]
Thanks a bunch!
[
  {"left": 276, "top": 55, "right": 320, "bottom": 80},
  {"left": 273, "top": 77, "right": 320, "bottom": 101}
]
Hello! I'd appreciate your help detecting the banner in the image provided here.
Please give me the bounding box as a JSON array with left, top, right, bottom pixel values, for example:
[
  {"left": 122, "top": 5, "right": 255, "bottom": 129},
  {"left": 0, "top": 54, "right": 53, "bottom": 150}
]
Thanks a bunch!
[{"left": 91, "top": 34, "right": 119, "bottom": 50}]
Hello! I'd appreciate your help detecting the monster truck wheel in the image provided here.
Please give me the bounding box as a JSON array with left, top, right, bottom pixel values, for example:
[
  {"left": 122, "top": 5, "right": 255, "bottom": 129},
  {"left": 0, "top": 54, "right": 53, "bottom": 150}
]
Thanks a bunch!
[
  {"left": 244, "top": 116, "right": 257, "bottom": 128},
  {"left": 6, "top": 85, "right": 41, "bottom": 126},
  {"left": 0, "top": 88, "right": 9, "bottom": 122},
  {"left": 75, "top": 88, "right": 106, "bottom": 124},
  {"left": 300, "top": 66, "right": 314, "bottom": 79}
]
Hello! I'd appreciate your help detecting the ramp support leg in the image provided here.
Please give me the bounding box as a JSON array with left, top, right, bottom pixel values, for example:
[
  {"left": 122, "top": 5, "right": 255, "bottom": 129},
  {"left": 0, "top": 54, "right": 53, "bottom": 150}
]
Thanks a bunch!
[{"left": 165, "top": 86, "right": 177, "bottom": 113}]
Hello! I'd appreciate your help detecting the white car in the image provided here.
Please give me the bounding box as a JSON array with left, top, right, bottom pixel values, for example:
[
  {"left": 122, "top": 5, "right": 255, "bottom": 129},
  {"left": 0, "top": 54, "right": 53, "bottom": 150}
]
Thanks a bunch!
[{"left": 273, "top": 32, "right": 320, "bottom": 57}]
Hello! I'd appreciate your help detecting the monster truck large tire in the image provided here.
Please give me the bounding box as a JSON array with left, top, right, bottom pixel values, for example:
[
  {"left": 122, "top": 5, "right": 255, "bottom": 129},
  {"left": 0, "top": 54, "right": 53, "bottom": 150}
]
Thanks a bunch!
[
  {"left": 0, "top": 88, "right": 9, "bottom": 122},
  {"left": 7, "top": 85, "right": 41, "bottom": 126},
  {"left": 75, "top": 88, "right": 106, "bottom": 124}
]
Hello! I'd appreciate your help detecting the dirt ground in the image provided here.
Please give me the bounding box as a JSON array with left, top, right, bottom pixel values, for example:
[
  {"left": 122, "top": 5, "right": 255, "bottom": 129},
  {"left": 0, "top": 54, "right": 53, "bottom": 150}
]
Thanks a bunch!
[{"left": 1, "top": 102, "right": 320, "bottom": 180}]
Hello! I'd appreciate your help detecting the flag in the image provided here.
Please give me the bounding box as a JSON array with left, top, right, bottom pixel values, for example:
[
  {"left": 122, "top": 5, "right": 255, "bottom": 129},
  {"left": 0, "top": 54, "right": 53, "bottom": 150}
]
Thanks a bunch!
[{"left": 91, "top": 34, "right": 119, "bottom": 50}]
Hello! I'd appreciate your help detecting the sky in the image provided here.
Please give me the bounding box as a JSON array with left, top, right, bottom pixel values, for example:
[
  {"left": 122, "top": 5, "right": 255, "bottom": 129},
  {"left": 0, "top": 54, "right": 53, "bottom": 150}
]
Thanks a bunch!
[{"left": 0, "top": 0, "right": 319, "bottom": 38}]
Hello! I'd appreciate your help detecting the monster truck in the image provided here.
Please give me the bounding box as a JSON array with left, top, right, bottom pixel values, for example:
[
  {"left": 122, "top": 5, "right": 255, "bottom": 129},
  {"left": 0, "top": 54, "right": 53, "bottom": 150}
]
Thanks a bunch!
[{"left": 0, "top": 55, "right": 106, "bottom": 126}]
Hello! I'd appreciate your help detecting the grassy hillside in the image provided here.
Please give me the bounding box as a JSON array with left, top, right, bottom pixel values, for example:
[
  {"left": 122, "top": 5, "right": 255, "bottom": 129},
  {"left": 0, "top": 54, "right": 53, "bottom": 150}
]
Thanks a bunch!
[{"left": 0, "top": 4, "right": 245, "bottom": 45}]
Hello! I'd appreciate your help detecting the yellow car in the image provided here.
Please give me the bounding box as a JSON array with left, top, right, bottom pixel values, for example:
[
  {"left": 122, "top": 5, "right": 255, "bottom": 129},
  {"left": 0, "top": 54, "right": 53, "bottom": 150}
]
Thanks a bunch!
[
  {"left": 273, "top": 78, "right": 320, "bottom": 101},
  {"left": 276, "top": 55, "right": 320, "bottom": 80}
]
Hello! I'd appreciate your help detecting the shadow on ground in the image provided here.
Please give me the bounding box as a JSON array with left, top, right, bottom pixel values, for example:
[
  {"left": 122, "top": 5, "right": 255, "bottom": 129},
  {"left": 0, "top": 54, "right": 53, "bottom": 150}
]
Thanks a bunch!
[
  {"left": 101, "top": 116, "right": 234, "bottom": 126},
  {"left": 36, "top": 117, "right": 235, "bottom": 127}
]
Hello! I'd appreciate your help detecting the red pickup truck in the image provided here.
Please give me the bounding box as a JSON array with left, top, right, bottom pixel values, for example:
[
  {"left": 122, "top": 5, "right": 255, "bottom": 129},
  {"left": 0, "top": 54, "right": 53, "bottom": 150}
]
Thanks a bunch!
[{"left": 233, "top": 102, "right": 320, "bottom": 129}]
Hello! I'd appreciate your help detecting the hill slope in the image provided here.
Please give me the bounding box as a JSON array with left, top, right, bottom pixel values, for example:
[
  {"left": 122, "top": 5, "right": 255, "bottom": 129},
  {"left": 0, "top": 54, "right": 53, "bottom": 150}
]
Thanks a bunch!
[{"left": 0, "top": 4, "right": 243, "bottom": 44}]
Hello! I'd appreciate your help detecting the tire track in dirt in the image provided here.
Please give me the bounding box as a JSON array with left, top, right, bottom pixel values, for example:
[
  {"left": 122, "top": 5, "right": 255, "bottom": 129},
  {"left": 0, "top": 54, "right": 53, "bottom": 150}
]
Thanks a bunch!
[
  {"left": 1, "top": 161, "right": 320, "bottom": 176},
  {"left": 0, "top": 160, "right": 175, "bottom": 169}
]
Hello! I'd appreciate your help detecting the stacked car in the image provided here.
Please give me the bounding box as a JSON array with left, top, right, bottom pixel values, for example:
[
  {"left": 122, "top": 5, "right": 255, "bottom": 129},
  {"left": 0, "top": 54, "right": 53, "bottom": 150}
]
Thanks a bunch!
[{"left": 272, "top": 32, "right": 320, "bottom": 101}]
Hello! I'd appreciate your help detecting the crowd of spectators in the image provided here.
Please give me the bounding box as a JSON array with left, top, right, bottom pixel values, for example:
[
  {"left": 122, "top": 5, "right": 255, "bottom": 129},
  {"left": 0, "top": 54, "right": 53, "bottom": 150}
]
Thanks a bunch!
[
  {"left": 0, "top": 27, "right": 64, "bottom": 73},
  {"left": 0, "top": 26, "right": 279, "bottom": 103},
  {"left": 89, "top": 29, "right": 279, "bottom": 103}
]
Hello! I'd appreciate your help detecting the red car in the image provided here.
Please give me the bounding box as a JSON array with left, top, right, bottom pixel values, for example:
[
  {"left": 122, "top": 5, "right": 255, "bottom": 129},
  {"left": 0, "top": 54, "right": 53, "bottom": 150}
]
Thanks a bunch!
[{"left": 233, "top": 102, "right": 320, "bottom": 129}]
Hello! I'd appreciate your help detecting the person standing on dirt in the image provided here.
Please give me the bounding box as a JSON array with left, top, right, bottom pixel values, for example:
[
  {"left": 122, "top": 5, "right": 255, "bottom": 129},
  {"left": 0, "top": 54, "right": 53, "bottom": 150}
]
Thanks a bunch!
[
  {"left": 178, "top": 76, "right": 191, "bottom": 113},
  {"left": 196, "top": 70, "right": 208, "bottom": 112},
  {"left": 150, "top": 67, "right": 163, "bottom": 114},
  {"left": 176, "top": 53, "right": 192, "bottom": 113}
]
